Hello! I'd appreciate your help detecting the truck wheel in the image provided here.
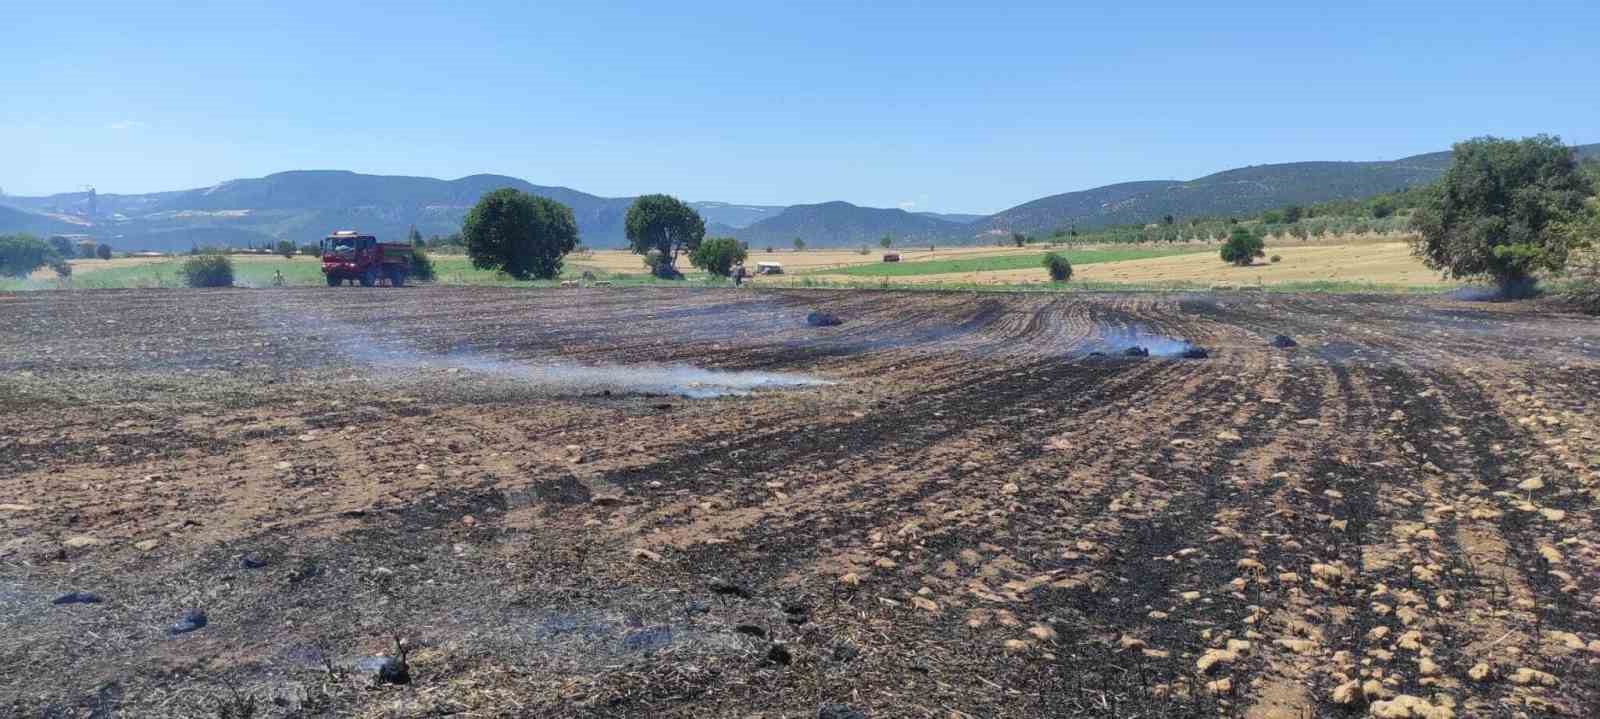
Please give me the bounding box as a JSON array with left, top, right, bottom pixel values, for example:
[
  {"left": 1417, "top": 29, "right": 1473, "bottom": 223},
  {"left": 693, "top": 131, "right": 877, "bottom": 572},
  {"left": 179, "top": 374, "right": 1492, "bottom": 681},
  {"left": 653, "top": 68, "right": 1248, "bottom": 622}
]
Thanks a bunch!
[
  {"left": 359, "top": 270, "right": 376, "bottom": 287},
  {"left": 326, "top": 274, "right": 341, "bottom": 287},
  {"left": 389, "top": 269, "right": 406, "bottom": 287}
]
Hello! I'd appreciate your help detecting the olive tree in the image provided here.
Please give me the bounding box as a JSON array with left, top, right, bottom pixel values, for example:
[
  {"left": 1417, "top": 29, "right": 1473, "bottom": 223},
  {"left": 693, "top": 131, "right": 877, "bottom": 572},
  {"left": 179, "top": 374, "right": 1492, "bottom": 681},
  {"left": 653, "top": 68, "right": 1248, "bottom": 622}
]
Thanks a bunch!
[
  {"left": 463, "top": 188, "right": 579, "bottom": 280},
  {"left": 624, "top": 194, "right": 704, "bottom": 279},
  {"left": 1411, "top": 135, "right": 1591, "bottom": 295},
  {"left": 690, "top": 237, "right": 748, "bottom": 277}
]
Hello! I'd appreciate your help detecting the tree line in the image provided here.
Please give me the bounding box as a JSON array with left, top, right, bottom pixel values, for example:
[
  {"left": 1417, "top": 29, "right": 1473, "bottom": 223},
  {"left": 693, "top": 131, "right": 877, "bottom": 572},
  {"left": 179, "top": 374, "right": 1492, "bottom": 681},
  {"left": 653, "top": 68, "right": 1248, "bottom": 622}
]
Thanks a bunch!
[{"left": 456, "top": 188, "right": 745, "bottom": 281}]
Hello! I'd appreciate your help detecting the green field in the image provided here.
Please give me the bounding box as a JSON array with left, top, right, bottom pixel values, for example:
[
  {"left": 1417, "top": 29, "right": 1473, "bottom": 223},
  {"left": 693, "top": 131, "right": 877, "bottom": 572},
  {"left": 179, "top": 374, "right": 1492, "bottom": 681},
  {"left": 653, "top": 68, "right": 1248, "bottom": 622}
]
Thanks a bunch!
[
  {"left": 808, "top": 245, "right": 1210, "bottom": 277},
  {"left": 0, "top": 255, "right": 689, "bottom": 291}
]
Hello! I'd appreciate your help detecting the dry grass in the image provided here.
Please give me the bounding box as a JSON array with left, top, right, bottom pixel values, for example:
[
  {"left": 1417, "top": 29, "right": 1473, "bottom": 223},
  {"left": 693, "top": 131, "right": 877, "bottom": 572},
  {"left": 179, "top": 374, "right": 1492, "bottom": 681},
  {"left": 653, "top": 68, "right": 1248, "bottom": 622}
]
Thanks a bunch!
[{"left": 806, "top": 241, "right": 1448, "bottom": 288}]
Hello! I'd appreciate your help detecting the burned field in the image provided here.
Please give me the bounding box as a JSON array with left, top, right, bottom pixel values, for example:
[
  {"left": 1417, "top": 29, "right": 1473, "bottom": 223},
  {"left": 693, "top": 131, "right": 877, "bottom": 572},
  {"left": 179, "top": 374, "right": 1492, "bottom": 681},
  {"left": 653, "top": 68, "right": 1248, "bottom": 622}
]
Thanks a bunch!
[{"left": 2, "top": 287, "right": 1599, "bottom": 718}]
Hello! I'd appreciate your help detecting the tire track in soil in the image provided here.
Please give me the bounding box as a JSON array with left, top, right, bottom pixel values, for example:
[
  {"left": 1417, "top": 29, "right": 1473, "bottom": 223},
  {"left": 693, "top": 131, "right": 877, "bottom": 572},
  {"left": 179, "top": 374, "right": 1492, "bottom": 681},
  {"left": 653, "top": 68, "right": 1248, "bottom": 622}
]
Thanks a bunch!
[
  {"left": 990, "top": 360, "right": 1288, "bottom": 714},
  {"left": 1417, "top": 371, "right": 1600, "bottom": 714}
]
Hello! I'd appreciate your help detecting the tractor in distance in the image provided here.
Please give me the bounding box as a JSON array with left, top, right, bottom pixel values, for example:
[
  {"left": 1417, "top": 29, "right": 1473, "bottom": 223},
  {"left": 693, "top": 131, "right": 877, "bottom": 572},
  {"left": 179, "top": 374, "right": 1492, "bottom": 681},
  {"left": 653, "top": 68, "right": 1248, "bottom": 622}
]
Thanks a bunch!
[{"left": 320, "top": 230, "right": 413, "bottom": 286}]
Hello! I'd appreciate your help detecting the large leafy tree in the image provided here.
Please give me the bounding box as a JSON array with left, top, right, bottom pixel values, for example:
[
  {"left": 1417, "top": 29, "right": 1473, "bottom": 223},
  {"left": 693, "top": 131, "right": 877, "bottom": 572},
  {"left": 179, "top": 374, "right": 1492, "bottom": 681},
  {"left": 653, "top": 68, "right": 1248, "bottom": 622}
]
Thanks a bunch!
[
  {"left": 625, "top": 194, "right": 704, "bottom": 278},
  {"left": 1411, "top": 135, "right": 1591, "bottom": 293},
  {"left": 690, "top": 237, "right": 748, "bottom": 277},
  {"left": 462, "top": 188, "right": 579, "bottom": 280},
  {"left": 0, "top": 234, "right": 58, "bottom": 277}
]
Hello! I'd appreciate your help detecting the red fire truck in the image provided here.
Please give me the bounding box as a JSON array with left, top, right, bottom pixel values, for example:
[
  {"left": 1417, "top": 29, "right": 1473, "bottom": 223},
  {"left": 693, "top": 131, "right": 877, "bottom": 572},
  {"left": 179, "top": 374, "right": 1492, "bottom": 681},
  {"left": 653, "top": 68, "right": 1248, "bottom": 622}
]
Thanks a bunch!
[{"left": 320, "top": 231, "right": 413, "bottom": 287}]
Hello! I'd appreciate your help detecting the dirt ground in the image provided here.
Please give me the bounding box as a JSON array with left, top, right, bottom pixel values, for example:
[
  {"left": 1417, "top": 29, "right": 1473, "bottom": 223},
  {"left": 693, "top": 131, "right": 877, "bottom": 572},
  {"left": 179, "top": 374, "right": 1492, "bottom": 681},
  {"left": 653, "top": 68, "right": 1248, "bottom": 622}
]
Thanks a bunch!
[
  {"left": 2, "top": 286, "right": 1597, "bottom": 718},
  {"left": 806, "top": 243, "right": 1446, "bottom": 288}
]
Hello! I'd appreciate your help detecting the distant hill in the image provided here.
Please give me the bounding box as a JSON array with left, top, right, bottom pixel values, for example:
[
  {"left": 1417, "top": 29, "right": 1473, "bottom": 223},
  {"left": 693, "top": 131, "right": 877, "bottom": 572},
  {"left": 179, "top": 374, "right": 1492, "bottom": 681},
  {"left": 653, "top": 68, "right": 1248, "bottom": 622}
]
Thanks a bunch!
[
  {"left": 688, "top": 202, "right": 788, "bottom": 229},
  {"left": 0, "top": 205, "right": 84, "bottom": 236},
  {"left": 3, "top": 142, "right": 1595, "bottom": 251},
  {"left": 979, "top": 143, "right": 1600, "bottom": 237},
  {"left": 727, "top": 202, "right": 968, "bottom": 248},
  {"left": 0, "top": 171, "right": 638, "bottom": 252},
  {"left": 916, "top": 211, "right": 986, "bottom": 224}
]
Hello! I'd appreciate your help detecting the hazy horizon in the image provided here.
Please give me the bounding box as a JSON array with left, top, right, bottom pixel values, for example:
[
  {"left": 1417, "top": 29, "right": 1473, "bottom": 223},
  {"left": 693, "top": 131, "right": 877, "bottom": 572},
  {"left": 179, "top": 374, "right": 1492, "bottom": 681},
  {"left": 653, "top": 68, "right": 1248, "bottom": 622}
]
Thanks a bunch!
[{"left": 6, "top": 1, "right": 1599, "bottom": 214}]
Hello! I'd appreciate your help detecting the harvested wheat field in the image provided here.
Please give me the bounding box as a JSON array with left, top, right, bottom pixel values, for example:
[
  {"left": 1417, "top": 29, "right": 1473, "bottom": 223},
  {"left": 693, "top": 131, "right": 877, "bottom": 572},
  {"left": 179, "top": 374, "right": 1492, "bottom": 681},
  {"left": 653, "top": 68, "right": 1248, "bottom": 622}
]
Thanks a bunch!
[
  {"left": 2, "top": 287, "right": 1598, "bottom": 718},
  {"left": 805, "top": 242, "right": 1447, "bottom": 288}
]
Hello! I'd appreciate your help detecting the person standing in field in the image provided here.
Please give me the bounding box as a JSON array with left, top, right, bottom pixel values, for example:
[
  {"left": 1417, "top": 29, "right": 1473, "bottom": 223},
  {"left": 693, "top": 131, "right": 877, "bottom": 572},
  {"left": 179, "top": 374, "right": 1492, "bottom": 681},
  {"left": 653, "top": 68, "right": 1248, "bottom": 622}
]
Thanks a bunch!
[{"left": 733, "top": 261, "right": 746, "bottom": 287}]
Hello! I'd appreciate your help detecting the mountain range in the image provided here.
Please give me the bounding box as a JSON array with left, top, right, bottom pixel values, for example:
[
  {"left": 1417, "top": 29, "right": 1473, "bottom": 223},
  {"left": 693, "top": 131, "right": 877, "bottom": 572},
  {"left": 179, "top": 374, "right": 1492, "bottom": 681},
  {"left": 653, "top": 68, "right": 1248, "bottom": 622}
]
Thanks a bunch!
[{"left": 3, "top": 144, "right": 1594, "bottom": 251}]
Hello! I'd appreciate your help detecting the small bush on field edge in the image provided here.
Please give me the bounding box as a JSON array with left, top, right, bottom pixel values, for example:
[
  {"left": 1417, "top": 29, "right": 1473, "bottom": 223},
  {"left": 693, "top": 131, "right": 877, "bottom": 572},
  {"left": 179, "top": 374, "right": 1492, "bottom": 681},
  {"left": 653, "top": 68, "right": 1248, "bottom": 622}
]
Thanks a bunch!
[
  {"left": 180, "top": 254, "right": 234, "bottom": 288},
  {"left": 1043, "top": 252, "right": 1073, "bottom": 281}
]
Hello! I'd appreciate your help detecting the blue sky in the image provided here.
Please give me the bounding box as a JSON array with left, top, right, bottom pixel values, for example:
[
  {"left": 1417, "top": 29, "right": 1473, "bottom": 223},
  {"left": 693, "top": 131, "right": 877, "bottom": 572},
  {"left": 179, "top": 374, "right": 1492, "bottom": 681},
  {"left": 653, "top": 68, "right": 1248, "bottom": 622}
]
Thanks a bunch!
[{"left": 4, "top": 1, "right": 1598, "bottom": 213}]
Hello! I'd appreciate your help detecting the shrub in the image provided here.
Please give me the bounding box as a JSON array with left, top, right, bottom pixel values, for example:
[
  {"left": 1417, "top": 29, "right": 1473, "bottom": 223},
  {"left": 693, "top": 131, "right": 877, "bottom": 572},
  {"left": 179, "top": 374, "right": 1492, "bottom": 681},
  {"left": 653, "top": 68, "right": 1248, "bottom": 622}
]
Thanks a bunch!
[
  {"left": 410, "top": 248, "right": 436, "bottom": 282},
  {"left": 1220, "top": 228, "right": 1265, "bottom": 266},
  {"left": 95, "top": 243, "right": 112, "bottom": 260},
  {"left": 48, "top": 236, "right": 75, "bottom": 257},
  {"left": 1042, "top": 252, "right": 1073, "bottom": 281},
  {"left": 689, "top": 237, "right": 748, "bottom": 277},
  {"left": 51, "top": 259, "right": 73, "bottom": 278},
  {"left": 857, "top": 245, "right": 870, "bottom": 255},
  {"left": 179, "top": 253, "right": 234, "bottom": 287},
  {"left": 275, "top": 240, "right": 296, "bottom": 258},
  {"left": 299, "top": 244, "right": 319, "bottom": 256},
  {"left": 0, "top": 234, "right": 58, "bottom": 277},
  {"left": 1270, "top": 254, "right": 1282, "bottom": 263}
]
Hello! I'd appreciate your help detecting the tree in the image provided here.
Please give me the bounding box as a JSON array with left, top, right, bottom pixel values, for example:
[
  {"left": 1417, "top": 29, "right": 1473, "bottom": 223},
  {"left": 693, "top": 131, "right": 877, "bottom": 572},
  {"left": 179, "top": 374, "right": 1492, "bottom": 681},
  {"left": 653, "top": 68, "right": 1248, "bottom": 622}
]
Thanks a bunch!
[
  {"left": 792, "top": 237, "right": 806, "bottom": 252},
  {"left": 48, "top": 236, "right": 74, "bottom": 257},
  {"left": 1220, "top": 227, "right": 1265, "bottom": 266},
  {"left": 0, "top": 234, "right": 58, "bottom": 277},
  {"left": 463, "top": 188, "right": 579, "bottom": 280},
  {"left": 179, "top": 253, "right": 234, "bottom": 287},
  {"left": 690, "top": 237, "right": 748, "bottom": 277},
  {"left": 275, "top": 240, "right": 296, "bottom": 258},
  {"left": 95, "top": 243, "right": 112, "bottom": 260},
  {"left": 1411, "top": 135, "right": 1590, "bottom": 294},
  {"left": 407, "top": 225, "right": 423, "bottom": 247},
  {"left": 1283, "top": 205, "right": 1305, "bottom": 223},
  {"left": 1163, "top": 214, "right": 1175, "bottom": 225},
  {"left": 299, "top": 244, "right": 319, "bottom": 256},
  {"left": 1371, "top": 199, "right": 1395, "bottom": 219},
  {"left": 76, "top": 240, "right": 97, "bottom": 259},
  {"left": 1042, "top": 252, "right": 1073, "bottom": 282},
  {"left": 1012, "top": 231, "right": 1028, "bottom": 248},
  {"left": 51, "top": 258, "right": 72, "bottom": 278},
  {"left": 625, "top": 194, "right": 704, "bottom": 279},
  {"left": 879, "top": 234, "right": 893, "bottom": 249}
]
